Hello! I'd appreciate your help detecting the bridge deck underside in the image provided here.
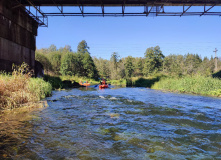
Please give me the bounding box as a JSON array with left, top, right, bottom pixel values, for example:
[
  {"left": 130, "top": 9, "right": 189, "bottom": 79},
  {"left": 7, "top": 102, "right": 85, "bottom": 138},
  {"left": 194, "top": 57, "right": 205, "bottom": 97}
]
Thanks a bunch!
[
  {"left": 11, "top": 0, "right": 221, "bottom": 26},
  {"left": 19, "top": 0, "right": 221, "bottom": 6}
]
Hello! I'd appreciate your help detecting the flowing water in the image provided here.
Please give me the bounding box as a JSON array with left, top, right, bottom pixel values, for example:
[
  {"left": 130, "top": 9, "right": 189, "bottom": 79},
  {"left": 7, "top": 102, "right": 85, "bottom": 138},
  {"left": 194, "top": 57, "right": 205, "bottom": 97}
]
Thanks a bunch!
[{"left": 1, "top": 87, "right": 221, "bottom": 159}]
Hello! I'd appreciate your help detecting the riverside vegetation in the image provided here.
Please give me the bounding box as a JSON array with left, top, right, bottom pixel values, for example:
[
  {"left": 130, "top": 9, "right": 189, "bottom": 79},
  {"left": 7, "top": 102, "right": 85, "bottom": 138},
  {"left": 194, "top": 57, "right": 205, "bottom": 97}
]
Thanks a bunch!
[
  {"left": 0, "top": 63, "right": 52, "bottom": 110},
  {"left": 1, "top": 40, "right": 221, "bottom": 110},
  {"left": 36, "top": 40, "right": 221, "bottom": 97}
]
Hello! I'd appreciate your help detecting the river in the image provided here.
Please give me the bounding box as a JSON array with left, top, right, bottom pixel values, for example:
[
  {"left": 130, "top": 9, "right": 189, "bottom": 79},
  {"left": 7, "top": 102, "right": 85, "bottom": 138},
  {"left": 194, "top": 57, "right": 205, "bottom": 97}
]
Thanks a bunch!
[{"left": 1, "top": 87, "right": 221, "bottom": 159}]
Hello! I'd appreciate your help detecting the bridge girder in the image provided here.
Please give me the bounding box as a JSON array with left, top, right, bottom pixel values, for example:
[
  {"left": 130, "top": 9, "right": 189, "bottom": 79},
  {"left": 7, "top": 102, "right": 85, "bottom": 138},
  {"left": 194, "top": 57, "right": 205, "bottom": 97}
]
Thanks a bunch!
[
  {"left": 18, "top": 0, "right": 221, "bottom": 6},
  {"left": 10, "top": 0, "right": 221, "bottom": 27}
]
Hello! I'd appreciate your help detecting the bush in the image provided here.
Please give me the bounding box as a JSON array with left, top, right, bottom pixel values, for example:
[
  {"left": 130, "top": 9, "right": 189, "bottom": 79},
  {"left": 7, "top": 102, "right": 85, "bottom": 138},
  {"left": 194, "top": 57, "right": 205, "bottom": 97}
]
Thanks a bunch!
[
  {"left": 44, "top": 75, "right": 63, "bottom": 89},
  {"left": 152, "top": 75, "right": 221, "bottom": 97},
  {"left": 0, "top": 63, "right": 52, "bottom": 110}
]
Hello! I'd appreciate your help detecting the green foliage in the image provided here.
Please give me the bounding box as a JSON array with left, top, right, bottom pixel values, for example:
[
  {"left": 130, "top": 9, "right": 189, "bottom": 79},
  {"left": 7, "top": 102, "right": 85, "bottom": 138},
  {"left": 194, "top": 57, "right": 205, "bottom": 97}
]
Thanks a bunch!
[
  {"left": 28, "top": 78, "right": 52, "bottom": 100},
  {"left": 163, "top": 54, "right": 184, "bottom": 77},
  {"left": 36, "top": 40, "right": 98, "bottom": 80},
  {"left": 143, "top": 46, "right": 165, "bottom": 76},
  {"left": 183, "top": 53, "right": 202, "bottom": 75},
  {"left": 109, "top": 52, "right": 125, "bottom": 80},
  {"left": 93, "top": 57, "right": 110, "bottom": 78},
  {"left": 110, "top": 52, "right": 119, "bottom": 70},
  {"left": 48, "top": 52, "right": 62, "bottom": 74},
  {"left": 134, "top": 57, "right": 144, "bottom": 77},
  {"left": 0, "top": 64, "right": 52, "bottom": 110},
  {"left": 82, "top": 53, "right": 98, "bottom": 79},
  {"left": 77, "top": 40, "right": 89, "bottom": 54},
  {"left": 60, "top": 52, "right": 77, "bottom": 76},
  {"left": 109, "top": 79, "right": 126, "bottom": 85},
  {"left": 44, "top": 75, "right": 63, "bottom": 89},
  {"left": 48, "top": 44, "right": 57, "bottom": 52},
  {"left": 35, "top": 52, "right": 52, "bottom": 73},
  {"left": 152, "top": 76, "right": 221, "bottom": 97},
  {"left": 124, "top": 56, "right": 134, "bottom": 78},
  {"left": 36, "top": 43, "right": 219, "bottom": 82}
]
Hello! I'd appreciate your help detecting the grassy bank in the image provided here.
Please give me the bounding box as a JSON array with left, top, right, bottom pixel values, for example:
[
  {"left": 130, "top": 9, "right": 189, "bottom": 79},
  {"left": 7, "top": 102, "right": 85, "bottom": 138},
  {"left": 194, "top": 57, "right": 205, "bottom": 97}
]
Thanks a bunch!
[
  {"left": 44, "top": 75, "right": 129, "bottom": 88},
  {"left": 151, "top": 76, "right": 221, "bottom": 97},
  {"left": 44, "top": 75, "right": 100, "bottom": 89},
  {"left": 0, "top": 66, "right": 52, "bottom": 110}
]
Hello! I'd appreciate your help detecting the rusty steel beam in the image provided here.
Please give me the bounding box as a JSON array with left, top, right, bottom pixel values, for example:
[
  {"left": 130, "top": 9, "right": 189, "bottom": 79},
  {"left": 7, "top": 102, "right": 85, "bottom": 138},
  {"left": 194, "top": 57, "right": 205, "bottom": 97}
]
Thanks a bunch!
[
  {"left": 180, "top": 4, "right": 193, "bottom": 16},
  {"left": 42, "top": 11, "right": 221, "bottom": 16},
  {"left": 51, "top": 0, "right": 65, "bottom": 16},
  {"left": 200, "top": 4, "right": 216, "bottom": 16},
  {"left": 14, "top": 0, "right": 48, "bottom": 27},
  {"left": 18, "top": 0, "right": 221, "bottom": 7}
]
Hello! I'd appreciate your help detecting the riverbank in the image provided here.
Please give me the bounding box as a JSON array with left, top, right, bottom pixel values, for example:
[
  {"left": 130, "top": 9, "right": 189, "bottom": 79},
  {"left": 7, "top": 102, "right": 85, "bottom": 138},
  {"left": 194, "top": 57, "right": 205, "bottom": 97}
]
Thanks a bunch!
[
  {"left": 2, "top": 70, "right": 220, "bottom": 112},
  {"left": 151, "top": 76, "right": 221, "bottom": 97},
  {"left": 48, "top": 74, "right": 221, "bottom": 97},
  {"left": 44, "top": 75, "right": 128, "bottom": 89},
  {"left": 0, "top": 65, "right": 52, "bottom": 110}
]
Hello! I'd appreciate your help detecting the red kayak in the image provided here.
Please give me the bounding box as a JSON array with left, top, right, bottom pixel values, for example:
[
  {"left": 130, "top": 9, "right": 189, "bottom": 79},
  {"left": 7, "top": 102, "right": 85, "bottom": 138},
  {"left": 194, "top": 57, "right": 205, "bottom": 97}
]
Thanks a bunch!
[{"left": 99, "top": 84, "right": 108, "bottom": 89}]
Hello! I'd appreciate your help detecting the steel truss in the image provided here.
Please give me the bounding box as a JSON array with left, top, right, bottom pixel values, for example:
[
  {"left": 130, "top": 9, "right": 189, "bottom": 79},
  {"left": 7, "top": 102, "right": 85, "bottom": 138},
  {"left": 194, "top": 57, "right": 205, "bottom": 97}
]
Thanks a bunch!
[
  {"left": 42, "top": 5, "right": 221, "bottom": 17},
  {"left": 13, "top": 0, "right": 221, "bottom": 26},
  {"left": 13, "top": 0, "right": 48, "bottom": 27}
]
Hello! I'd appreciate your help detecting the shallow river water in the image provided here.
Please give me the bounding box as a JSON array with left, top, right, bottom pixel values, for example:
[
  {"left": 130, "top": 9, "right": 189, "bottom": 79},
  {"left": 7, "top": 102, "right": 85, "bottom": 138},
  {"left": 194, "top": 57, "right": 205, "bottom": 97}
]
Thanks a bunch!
[{"left": 1, "top": 87, "right": 221, "bottom": 159}]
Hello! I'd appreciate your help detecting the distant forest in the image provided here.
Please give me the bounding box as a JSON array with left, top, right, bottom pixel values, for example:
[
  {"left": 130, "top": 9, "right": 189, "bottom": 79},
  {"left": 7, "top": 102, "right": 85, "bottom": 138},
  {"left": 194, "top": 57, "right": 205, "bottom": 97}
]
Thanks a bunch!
[{"left": 36, "top": 40, "right": 221, "bottom": 80}]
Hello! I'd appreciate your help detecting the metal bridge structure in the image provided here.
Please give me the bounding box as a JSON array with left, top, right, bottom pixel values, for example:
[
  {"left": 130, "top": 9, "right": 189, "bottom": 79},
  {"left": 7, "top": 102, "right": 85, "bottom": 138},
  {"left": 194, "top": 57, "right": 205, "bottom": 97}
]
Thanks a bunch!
[{"left": 13, "top": 0, "right": 221, "bottom": 27}]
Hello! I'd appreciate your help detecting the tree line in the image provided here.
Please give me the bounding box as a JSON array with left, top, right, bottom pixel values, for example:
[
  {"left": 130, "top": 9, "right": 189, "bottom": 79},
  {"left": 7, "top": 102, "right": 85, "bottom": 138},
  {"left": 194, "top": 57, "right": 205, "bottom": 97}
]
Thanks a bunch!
[
  {"left": 36, "top": 40, "right": 98, "bottom": 79},
  {"left": 36, "top": 40, "right": 221, "bottom": 80}
]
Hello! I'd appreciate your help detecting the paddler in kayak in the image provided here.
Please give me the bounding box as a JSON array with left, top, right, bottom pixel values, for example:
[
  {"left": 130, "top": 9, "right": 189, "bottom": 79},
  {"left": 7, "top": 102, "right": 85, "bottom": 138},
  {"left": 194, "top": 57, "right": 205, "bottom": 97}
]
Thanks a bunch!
[
  {"left": 99, "top": 78, "right": 108, "bottom": 89},
  {"left": 100, "top": 78, "right": 107, "bottom": 85}
]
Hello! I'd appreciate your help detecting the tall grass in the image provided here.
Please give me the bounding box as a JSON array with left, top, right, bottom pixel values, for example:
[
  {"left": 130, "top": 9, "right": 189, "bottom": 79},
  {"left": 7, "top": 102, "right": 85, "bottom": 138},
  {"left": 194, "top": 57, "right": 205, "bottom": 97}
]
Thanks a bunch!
[
  {"left": 0, "top": 64, "right": 52, "bottom": 110},
  {"left": 60, "top": 75, "right": 98, "bottom": 84},
  {"left": 44, "top": 75, "right": 63, "bottom": 89},
  {"left": 152, "top": 75, "right": 221, "bottom": 97}
]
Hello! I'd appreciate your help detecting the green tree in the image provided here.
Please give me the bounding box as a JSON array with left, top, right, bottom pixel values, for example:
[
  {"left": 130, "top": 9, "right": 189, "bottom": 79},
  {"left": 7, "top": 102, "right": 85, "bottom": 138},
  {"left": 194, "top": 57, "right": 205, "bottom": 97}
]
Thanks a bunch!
[
  {"left": 134, "top": 57, "right": 144, "bottom": 77},
  {"left": 197, "top": 57, "right": 214, "bottom": 76},
  {"left": 124, "top": 56, "right": 134, "bottom": 78},
  {"left": 60, "top": 52, "right": 77, "bottom": 76},
  {"left": 77, "top": 40, "right": 89, "bottom": 54},
  {"left": 82, "top": 53, "right": 98, "bottom": 78},
  {"left": 184, "top": 53, "right": 202, "bottom": 75},
  {"left": 48, "top": 52, "right": 62, "bottom": 74},
  {"left": 48, "top": 44, "right": 57, "bottom": 52},
  {"left": 163, "top": 54, "right": 183, "bottom": 76},
  {"left": 35, "top": 52, "right": 52, "bottom": 74},
  {"left": 76, "top": 40, "right": 98, "bottom": 79},
  {"left": 143, "top": 46, "right": 165, "bottom": 76},
  {"left": 117, "top": 59, "right": 125, "bottom": 79},
  {"left": 64, "top": 45, "right": 72, "bottom": 52},
  {"left": 110, "top": 52, "right": 120, "bottom": 79},
  {"left": 93, "top": 57, "right": 110, "bottom": 78},
  {"left": 110, "top": 52, "right": 119, "bottom": 70}
]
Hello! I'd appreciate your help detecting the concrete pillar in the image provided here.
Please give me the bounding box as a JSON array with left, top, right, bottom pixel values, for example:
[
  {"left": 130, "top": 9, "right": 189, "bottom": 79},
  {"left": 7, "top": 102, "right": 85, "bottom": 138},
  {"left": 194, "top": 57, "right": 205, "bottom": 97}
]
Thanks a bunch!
[{"left": 0, "top": 0, "right": 38, "bottom": 72}]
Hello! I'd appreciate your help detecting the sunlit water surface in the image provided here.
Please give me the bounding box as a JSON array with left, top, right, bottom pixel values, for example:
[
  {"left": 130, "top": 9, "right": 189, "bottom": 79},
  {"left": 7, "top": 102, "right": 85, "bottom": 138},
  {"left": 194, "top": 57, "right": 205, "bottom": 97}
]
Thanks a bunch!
[{"left": 1, "top": 87, "right": 221, "bottom": 159}]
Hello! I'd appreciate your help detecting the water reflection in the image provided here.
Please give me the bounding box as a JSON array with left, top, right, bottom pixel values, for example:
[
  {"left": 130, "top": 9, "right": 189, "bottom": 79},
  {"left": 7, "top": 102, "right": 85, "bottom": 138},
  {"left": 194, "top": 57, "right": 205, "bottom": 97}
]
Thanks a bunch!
[{"left": 1, "top": 87, "right": 221, "bottom": 159}]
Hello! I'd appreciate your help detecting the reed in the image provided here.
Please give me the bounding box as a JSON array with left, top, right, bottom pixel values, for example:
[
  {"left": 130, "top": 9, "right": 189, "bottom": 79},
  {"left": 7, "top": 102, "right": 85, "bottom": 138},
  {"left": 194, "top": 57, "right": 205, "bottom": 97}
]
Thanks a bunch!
[
  {"left": 152, "top": 75, "right": 221, "bottom": 97},
  {"left": 0, "top": 64, "right": 52, "bottom": 110},
  {"left": 60, "top": 75, "right": 98, "bottom": 84}
]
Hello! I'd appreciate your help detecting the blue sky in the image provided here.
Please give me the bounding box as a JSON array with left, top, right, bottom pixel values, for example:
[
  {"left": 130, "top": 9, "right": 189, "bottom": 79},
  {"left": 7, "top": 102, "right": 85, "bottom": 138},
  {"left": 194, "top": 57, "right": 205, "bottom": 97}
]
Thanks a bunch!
[{"left": 36, "top": 6, "right": 221, "bottom": 59}]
